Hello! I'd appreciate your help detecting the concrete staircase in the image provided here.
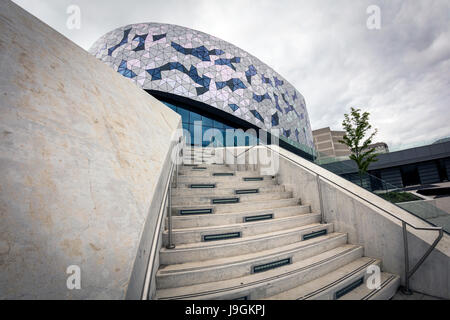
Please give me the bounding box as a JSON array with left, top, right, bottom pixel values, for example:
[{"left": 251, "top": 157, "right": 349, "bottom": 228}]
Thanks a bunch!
[{"left": 155, "top": 147, "right": 400, "bottom": 300}]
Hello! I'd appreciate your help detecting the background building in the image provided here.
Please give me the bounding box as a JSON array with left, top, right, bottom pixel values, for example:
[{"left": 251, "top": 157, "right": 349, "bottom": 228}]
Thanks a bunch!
[
  {"left": 368, "top": 142, "right": 390, "bottom": 154},
  {"left": 312, "top": 127, "right": 351, "bottom": 160},
  {"left": 89, "top": 23, "right": 315, "bottom": 156},
  {"left": 324, "top": 140, "right": 450, "bottom": 188},
  {"left": 313, "top": 126, "right": 390, "bottom": 161}
]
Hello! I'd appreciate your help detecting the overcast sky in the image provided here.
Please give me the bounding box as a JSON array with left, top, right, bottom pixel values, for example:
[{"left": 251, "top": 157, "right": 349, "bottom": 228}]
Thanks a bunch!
[{"left": 12, "top": 0, "right": 450, "bottom": 151}]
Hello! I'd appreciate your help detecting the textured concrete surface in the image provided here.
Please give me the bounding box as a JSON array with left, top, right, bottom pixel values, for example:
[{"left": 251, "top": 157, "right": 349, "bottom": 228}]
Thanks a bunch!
[{"left": 0, "top": 1, "right": 181, "bottom": 299}]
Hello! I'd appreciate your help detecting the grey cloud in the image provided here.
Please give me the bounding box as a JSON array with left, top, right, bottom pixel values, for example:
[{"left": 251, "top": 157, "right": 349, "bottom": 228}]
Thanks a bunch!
[{"left": 12, "top": 0, "right": 450, "bottom": 151}]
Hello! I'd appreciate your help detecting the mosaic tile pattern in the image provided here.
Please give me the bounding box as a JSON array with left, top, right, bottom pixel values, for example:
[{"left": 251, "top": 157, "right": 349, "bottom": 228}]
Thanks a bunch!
[{"left": 89, "top": 23, "right": 314, "bottom": 149}]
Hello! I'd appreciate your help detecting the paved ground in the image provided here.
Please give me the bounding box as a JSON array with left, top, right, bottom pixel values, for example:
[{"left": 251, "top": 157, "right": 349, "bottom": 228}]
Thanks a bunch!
[{"left": 392, "top": 289, "right": 445, "bottom": 300}]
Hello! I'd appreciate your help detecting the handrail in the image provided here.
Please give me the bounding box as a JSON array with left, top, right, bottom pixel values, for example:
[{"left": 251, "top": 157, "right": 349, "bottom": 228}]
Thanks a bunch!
[
  {"left": 227, "top": 144, "right": 443, "bottom": 295},
  {"left": 141, "top": 140, "right": 181, "bottom": 300},
  {"left": 166, "top": 142, "right": 180, "bottom": 250}
]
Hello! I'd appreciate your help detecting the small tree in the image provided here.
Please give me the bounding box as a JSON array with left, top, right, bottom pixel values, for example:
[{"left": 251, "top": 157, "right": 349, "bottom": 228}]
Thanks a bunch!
[{"left": 339, "top": 107, "right": 378, "bottom": 187}]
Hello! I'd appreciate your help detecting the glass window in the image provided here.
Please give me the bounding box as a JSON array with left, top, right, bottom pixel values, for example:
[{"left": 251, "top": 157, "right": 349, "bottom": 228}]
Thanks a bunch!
[
  {"left": 213, "top": 120, "right": 224, "bottom": 129},
  {"left": 202, "top": 116, "right": 213, "bottom": 127},
  {"left": 177, "top": 107, "right": 190, "bottom": 124},
  {"left": 190, "top": 111, "right": 202, "bottom": 123}
]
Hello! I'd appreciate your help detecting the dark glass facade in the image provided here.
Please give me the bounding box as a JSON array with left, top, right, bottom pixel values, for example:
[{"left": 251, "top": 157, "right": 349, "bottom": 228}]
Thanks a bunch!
[{"left": 162, "top": 101, "right": 259, "bottom": 147}]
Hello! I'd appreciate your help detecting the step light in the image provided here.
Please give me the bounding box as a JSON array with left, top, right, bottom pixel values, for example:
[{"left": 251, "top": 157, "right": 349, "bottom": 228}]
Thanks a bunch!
[
  {"left": 183, "top": 164, "right": 198, "bottom": 167},
  {"left": 189, "top": 184, "right": 216, "bottom": 189},
  {"left": 236, "top": 189, "right": 259, "bottom": 195},
  {"left": 334, "top": 277, "right": 364, "bottom": 299},
  {"left": 244, "top": 214, "right": 273, "bottom": 223},
  {"left": 212, "top": 198, "right": 240, "bottom": 204},
  {"left": 302, "top": 229, "right": 328, "bottom": 241},
  {"left": 202, "top": 232, "right": 241, "bottom": 242},
  {"left": 179, "top": 208, "right": 213, "bottom": 215},
  {"left": 252, "top": 258, "right": 292, "bottom": 274},
  {"left": 213, "top": 172, "right": 234, "bottom": 176},
  {"left": 192, "top": 167, "right": 207, "bottom": 170},
  {"left": 243, "top": 177, "right": 264, "bottom": 181},
  {"left": 233, "top": 296, "right": 248, "bottom": 300}
]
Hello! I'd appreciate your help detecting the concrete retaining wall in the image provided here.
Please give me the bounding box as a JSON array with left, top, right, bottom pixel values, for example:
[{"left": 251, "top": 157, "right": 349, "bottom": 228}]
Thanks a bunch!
[
  {"left": 266, "top": 146, "right": 450, "bottom": 299},
  {"left": 0, "top": 0, "right": 181, "bottom": 299}
]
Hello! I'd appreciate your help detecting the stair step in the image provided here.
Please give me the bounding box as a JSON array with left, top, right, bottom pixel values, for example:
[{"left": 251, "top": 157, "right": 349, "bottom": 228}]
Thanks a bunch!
[
  {"left": 163, "top": 213, "right": 321, "bottom": 245},
  {"left": 157, "top": 233, "right": 347, "bottom": 289},
  {"left": 263, "top": 257, "right": 380, "bottom": 299},
  {"left": 155, "top": 244, "right": 363, "bottom": 300},
  {"left": 159, "top": 223, "right": 334, "bottom": 264},
  {"left": 171, "top": 197, "right": 301, "bottom": 215},
  {"left": 177, "top": 174, "right": 272, "bottom": 183},
  {"left": 169, "top": 205, "right": 311, "bottom": 229},
  {"left": 338, "top": 272, "right": 400, "bottom": 300},
  {"left": 172, "top": 191, "right": 293, "bottom": 206},
  {"left": 181, "top": 164, "right": 226, "bottom": 169},
  {"left": 172, "top": 185, "right": 285, "bottom": 197},
  {"left": 176, "top": 178, "right": 277, "bottom": 189},
  {"left": 179, "top": 170, "right": 259, "bottom": 177}
]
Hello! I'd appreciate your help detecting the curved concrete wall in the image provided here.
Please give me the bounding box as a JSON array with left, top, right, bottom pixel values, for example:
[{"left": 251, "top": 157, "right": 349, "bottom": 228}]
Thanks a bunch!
[
  {"left": 89, "top": 23, "right": 314, "bottom": 150},
  {"left": 0, "top": 1, "right": 181, "bottom": 299}
]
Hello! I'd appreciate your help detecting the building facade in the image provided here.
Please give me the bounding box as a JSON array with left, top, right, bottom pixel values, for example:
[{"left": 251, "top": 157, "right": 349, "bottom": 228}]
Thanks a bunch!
[
  {"left": 89, "top": 23, "right": 314, "bottom": 155},
  {"left": 368, "top": 142, "right": 389, "bottom": 154},
  {"left": 312, "top": 127, "right": 351, "bottom": 160},
  {"left": 323, "top": 141, "right": 450, "bottom": 189}
]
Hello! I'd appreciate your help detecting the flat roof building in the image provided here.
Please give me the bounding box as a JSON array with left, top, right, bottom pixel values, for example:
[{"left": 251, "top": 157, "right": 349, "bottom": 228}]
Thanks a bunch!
[{"left": 312, "top": 127, "right": 351, "bottom": 160}]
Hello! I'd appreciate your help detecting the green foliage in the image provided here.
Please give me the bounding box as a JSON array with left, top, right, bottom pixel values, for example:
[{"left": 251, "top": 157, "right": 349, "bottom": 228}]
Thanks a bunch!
[
  {"left": 339, "top": 107, "right": 379, "bottom": 175},
  {"left": 378, "top": 192, "right": 422, "bottom": 204}
]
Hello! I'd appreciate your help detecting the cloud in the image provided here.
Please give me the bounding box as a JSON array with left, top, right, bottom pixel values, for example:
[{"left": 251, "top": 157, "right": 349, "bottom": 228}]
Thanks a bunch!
[{"left": 12, "top": 0, "right": 450, "bottom": 150}]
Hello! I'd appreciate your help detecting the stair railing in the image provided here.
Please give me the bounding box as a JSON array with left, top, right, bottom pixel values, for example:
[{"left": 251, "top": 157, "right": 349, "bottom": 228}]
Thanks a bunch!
[
  {"left": 166, "top": 140, "right": 182, "bottom": 250},
  {"left": 141, "top": 139, "right": 182, "bottom": 300},
  {"left": 264, "top": 144, "right": 443, "bottom": 295}
]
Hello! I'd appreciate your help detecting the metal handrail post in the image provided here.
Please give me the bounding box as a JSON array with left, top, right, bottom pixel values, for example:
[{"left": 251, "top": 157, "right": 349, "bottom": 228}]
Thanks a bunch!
[
  {"left": 402, "top": 221, "right": 412, "bottom": 295},
  {"left": 166, "top": 168, "right": 175, "bottom": 250},
  {"left": 167, "top": 139, "right": 182, "bottom": 250},
  {"left": 175, "top": 144, "right": 179, "bottom": 188},
  {"left": 316, "top": 174, "right": 325, "bottom": 224}
]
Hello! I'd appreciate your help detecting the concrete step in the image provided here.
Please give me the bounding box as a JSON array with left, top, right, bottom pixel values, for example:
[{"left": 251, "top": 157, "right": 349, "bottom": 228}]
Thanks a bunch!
[
  {"left": 171, "top": 197, "right": 301, "bottom": 215},
  {"left": 183, "top": 149, "right": 215, "bottom": 155},
  {"left": 338, "top": 272, "right": 400, "bottom": 300},
  {"left": 264, "top": 257, "right": 381, "bottom": 299},
  {"left": 169, "top": 204, "right": 310, "bottom": 229},
  {"left": 178, "top": 169, "right": 258, "bottom": 176},
  {"left": 171, "top": 190, "right": 293, "bottom": 206},
  {"left": 172, "top": 185, "right": 285, "bottom": 198},
  {"left": 157, "top": 233, "right": 347, "bottom": 289},
  {"left": 177, "top": 174, "right": 273, "bottom": 183},
  {"left": 180, "top": 164, "right": 227, "bottom": 169},
  {"left": 163, "top": 213, "right": 321, "bottom": 245},
  {"left": 159, "top": 223, "right": 334, "bottom": 264},
  {"left": 182, "top": 156, "right": 216, "bottom": 161},
  {"left": 155, "top": 244, "right": 363, "bottom": 300},
  {"left": 175, "top": 178, "right": 277, "bottom": 189}
]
